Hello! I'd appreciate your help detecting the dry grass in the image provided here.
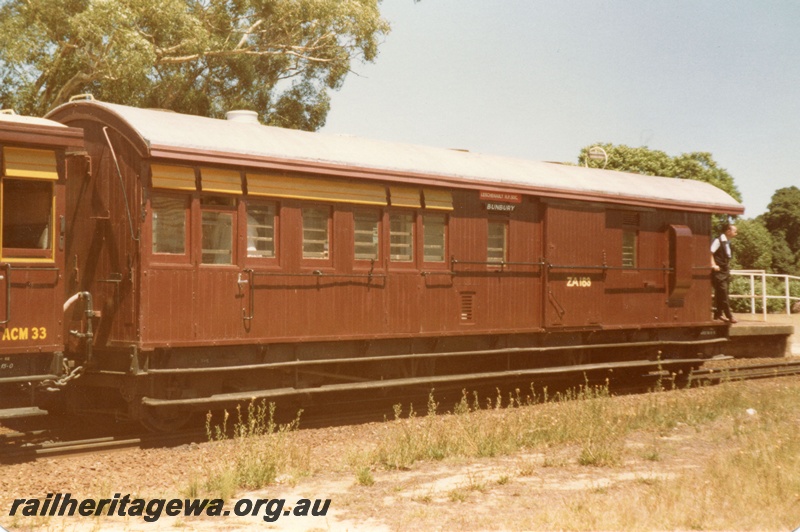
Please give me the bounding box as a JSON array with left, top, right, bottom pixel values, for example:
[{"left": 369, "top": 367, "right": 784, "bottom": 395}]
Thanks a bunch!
[
  {"left": 527, "top": 396, "right": 800, "bottom": 530},
  {"left": 187, "top": 378, "right": 800, "bottom": 530},
  {"left": 197, "top": 401, "right": 306, "bottom": 500},
  {"left": 373, "top": 384, "right": 635, "bottom": 470}
]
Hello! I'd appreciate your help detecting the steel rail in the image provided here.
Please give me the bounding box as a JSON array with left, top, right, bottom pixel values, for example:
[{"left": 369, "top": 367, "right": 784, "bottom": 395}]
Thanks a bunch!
[
  {"left": 689, "top": 360, "right": 800, "bottom": 384},
  {"left": 1, "top": 431, "right": 206, "bottom": 462}
]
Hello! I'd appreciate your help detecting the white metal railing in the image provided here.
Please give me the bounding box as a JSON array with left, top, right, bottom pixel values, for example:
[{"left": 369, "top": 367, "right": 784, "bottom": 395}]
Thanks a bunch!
[{"left": 730, "top": 270, "right": 800, "bottom": 320}]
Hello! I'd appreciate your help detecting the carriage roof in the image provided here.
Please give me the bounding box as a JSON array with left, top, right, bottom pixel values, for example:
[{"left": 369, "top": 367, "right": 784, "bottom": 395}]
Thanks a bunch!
[
  {"left": 0, "top": 110, "right": 83, "bottom": 149},
  {"left": 47, "top": 100, "right": 743, "bottom": 215},
  {"left": 0, "top": 112, "right": 68, "bottom": 128}
]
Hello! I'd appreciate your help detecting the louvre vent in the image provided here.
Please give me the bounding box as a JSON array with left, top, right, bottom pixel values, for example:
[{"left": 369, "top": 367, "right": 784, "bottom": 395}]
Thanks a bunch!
[
  {"left": 622, "top": 212, "right": 639, "bottom": 227},
  {"left": 460, "top": 292, "right": 475, "bottom": 322}
]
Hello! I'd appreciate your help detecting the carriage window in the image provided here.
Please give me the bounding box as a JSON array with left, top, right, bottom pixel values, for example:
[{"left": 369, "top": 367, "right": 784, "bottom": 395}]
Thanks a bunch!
[
  {"left": 622, "top": 212, "right": 639, "bottom": 268},
  {"left": 622, "top": 230, "right": 637, "bottom": 268},
  {"left": 247, "top": 203, "right": 276, "bottom": 258},
  {"left": 354, "top": 211, "right": 379, "bottom": 261},
  {"left": 487, "top": 221, "right": 507, "bottom": 263},
  {"left": 201, "top": 196, "right": 234, "bottom": 264},
  {"left": 302, "top": 206, "right": 330, "bottom": 259},
  {"left": 423, "top": 214, "right": 446, "bottom": 262},
  {"left": 390, "top": 213, "right": 414, "bottom": 262},
  {"left": 152, "top": 194, "right": 187, "bottom": 255},
  {"left": 2, "top": 179, "right": 52, "bottom": 256}
]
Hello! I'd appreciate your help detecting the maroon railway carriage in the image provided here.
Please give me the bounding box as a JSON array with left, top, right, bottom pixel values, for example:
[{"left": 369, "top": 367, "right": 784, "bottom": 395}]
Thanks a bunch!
[
  {"left": 46, "top": 99, "right": 743, "bottom": 429},
  {"left": 0, "top": 112, "right": 84, "bottom": 418}
]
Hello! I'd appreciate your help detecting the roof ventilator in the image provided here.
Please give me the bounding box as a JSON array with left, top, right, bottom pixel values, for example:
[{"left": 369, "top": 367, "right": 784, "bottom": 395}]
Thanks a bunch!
[{"left": 226, "top": 110, "right": 260, "bottom": 124}]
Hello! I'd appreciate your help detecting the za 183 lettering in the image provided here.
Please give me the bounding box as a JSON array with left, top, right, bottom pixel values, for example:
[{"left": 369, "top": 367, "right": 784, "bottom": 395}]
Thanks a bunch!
[{"left": 566, "top": 276, "right": 592, "bottom": 288}]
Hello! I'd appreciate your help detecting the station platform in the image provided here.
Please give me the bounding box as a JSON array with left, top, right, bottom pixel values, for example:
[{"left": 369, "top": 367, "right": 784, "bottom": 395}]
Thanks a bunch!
[{"left": 726, "top": 313, "right": 798, "bottom": 358}]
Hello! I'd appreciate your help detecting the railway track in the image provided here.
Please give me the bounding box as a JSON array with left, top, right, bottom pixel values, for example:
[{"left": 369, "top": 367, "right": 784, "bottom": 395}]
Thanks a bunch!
[
  {"left": 1, "top": 430, "right": 207, "bottom": 462},
  {"left": 689, "top": 359, "right": 800, "bottom": 384},
  {"left": 0, "top": 397, "right": 423, "bottom": 463},
  {"left": 3, "top": 358, "right": 800, "bottom": 462}
]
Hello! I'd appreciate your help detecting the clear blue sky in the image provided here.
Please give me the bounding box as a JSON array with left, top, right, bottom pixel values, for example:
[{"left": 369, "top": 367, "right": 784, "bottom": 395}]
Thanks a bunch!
[{"left": 322, "top": 0, "right": 800, "bottom": 217}]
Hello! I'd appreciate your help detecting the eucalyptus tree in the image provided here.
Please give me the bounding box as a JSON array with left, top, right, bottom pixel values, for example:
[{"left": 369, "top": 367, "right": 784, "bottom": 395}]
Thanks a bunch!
[
  {"left": 578, "top": 143, "right": 741, "bottom": 202},
  {"left": 0, "top": 0, "right": 389, "bottom": 130},
  {"left": 761, "top": 186, "right": 800, "bottom": 275},
  {"left": 730, "top": 218, "right": 773, "bottom": 272}
]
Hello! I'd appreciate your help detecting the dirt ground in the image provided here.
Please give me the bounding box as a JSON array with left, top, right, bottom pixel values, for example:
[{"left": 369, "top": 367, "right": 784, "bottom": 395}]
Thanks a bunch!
[{"left": 3, "top": 375, "right": 799, "bottom": 531}]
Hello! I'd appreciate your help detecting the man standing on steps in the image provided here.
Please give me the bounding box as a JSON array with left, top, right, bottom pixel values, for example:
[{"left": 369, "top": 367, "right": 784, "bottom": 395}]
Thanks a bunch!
[{"left": 710, "top": 223, "right": 738, "bottom": 323}]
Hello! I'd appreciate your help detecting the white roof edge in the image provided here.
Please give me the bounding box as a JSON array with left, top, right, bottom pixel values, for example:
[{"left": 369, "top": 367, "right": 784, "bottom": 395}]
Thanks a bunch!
[
  {"left": 0, "top": 112, "right": 67, "bottom": 128},
  {"left": 48, "top": 100, "right": 744, "bottom": 214}
]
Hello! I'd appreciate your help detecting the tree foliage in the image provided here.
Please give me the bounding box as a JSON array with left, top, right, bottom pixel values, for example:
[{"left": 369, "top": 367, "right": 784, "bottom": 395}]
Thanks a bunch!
[
  {"left": 730, "top": 218, "right": 772, "bottom": 272},
  {"left": 760, "top": 186, "right": 800, "bottom": 275},
  {"left": 0, "top": 0, "right": 389, "bottom": 130},
  {"left": 578, "top": 143, "right": 742, "bottom": 203}
]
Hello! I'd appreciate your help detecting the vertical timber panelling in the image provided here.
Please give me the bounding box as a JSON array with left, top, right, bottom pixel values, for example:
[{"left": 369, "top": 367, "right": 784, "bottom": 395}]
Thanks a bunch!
[
  {"left": 68, "top": 124, "right": 115, "bottom": 348},
  {"left": 143, "top": 268, "right": 194, "bottom": 343},
  {"left": 688, "top": 212, "right": 713, "bottom": 322},
  {"left": 450, "top": 192, "right": 482, "bottom": 330},
  {"left": 602, "top": 210, "right": 669, "bottom": 327},
  {"left": 447, "top": 193, "right": 544, "bottom": 334},
  {"left": 544, "top": 203, "right": 606, "bottom": 327},
  {"left": 196, "top": 269, "right": 242, "bottom": 342},
  {"left": 106, "top": 128, "right": 140, "bottom": 345}
]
